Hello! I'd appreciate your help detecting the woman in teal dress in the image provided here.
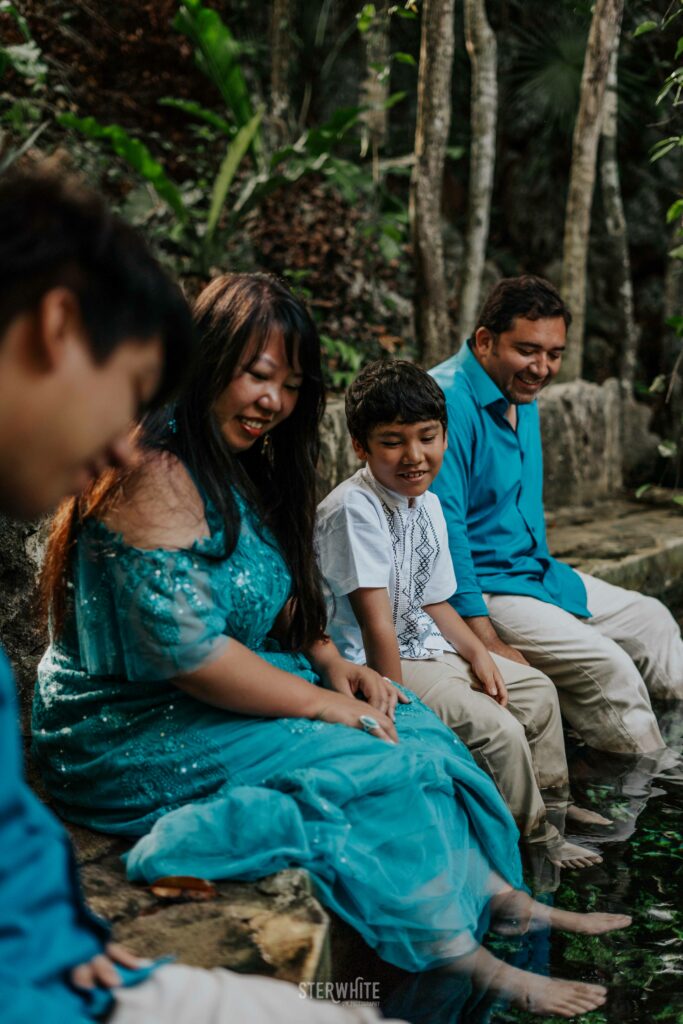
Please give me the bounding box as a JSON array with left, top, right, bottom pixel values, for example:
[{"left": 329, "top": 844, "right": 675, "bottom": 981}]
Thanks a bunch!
[{"left": 34, "top": 274, "right": 625, "bottom": 1016}]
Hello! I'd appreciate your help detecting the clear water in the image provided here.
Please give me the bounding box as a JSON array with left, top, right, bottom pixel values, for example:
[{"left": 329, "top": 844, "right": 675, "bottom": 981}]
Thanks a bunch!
[{"left": 378, "top": 703, "right": 683, "bottom": 1024}]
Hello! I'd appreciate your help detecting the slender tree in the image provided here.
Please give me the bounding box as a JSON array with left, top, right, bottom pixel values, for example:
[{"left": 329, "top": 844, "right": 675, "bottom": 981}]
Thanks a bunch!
[
  {"left": 411, "top": 0, "right": 456, "bottom": 366},
  {"left": 269, "top": 0, "right": 293, "bottom": 147},
  {"left": 599, "top": 40, "right": 637, "bottom": 385},
  {"left": 458, "top": 0, "right": 497, "bottom": 342},
  {"left": 559, "top": 0, "right": 624, "bottom": 381},
  {"left": 360, "top": 0, "right": 391, "bottom": 181}
]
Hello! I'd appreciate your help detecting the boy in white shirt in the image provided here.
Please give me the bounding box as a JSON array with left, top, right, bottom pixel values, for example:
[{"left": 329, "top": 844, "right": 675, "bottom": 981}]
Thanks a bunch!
[{"left": 316, "top": 359, "right": 610, "bottom": 870}]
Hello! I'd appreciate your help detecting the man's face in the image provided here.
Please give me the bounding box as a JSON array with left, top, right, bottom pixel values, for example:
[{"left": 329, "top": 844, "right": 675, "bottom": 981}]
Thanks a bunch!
[
  {"left": 473, "top": 316, "right": 566, "bottom": 405},
  {"left": 0, "top": 298, "right": 163, "bottom": 518}
]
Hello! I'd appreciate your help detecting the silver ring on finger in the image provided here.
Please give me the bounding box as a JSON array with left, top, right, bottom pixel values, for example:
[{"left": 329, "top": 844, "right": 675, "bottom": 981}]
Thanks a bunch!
[{"left": 359, "top": 714, "right": 380, "bottom": 734}]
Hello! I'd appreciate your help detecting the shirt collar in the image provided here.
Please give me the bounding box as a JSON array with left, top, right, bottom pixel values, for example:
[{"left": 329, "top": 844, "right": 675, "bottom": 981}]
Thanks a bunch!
[
  {"left": 360, "top": 465, "right": 425, "bottom": 511},
  {"left": 458, "top": 339, "right": 509, "bottom": 411}
]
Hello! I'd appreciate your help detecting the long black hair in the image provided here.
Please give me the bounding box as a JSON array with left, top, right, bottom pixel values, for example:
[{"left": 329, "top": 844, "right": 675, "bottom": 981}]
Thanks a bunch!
[{"left": 142, "top": 272, "right": 328, "bottom": 651}]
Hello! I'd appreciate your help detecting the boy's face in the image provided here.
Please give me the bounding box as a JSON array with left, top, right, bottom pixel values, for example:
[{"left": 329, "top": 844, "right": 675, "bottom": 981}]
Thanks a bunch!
[{"left": 352, "top": 419, "right": 447, "bottom": 499}]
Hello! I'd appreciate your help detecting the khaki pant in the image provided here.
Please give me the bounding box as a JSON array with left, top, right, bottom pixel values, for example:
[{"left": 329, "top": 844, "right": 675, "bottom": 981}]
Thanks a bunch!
[
  {"left": 485, "top": 571, "right": 683, "bottom": 758},
  {"left": 111, "top": 964, "right": 404, "bottom": 1024},
  {"left": 401, "top": 651, "right": 569, "bottom": 847}
]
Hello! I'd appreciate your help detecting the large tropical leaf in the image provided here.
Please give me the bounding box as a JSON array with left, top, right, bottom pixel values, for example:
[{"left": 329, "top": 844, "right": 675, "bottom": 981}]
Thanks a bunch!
[
  {"left": 173, "top": 0, "right": 253, "bottom": 129},
  {"left": 58, "top": 114, "right": 188, "bottom": 223},
  {"left": 205, "top": 108, "right": 263, "bottom": 242}
]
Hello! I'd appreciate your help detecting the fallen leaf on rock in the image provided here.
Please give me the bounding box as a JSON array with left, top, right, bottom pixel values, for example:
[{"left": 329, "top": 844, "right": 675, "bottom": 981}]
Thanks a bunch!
[{"left": 149, "top": 876, "right": 218, "bottom": 901}]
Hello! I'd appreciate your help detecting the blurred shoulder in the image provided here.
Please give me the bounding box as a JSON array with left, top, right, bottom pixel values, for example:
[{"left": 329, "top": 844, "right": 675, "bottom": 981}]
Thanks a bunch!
[{"left": 102, "top": 451, "right": 210, "bottom": 550}]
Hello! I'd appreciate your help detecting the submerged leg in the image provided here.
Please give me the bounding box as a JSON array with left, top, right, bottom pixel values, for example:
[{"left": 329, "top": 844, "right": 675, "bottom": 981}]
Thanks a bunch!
[{"left": 449, "top": 945, "right": 608, "bottom": 1019}]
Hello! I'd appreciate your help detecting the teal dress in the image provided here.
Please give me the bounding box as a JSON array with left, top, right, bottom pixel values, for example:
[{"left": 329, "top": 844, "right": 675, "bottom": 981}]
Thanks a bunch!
[{"left": 33, "top": 491, "right": 523, "bottom": 971}]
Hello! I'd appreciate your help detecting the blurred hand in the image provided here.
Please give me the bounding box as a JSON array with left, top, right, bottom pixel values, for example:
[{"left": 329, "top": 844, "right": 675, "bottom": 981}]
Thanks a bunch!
[{"left": 71, "top": 943, "right": 148, "bottom": 990}]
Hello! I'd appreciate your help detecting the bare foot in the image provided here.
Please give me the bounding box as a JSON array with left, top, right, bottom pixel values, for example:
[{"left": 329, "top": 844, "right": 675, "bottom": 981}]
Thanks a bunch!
[
  {"left": 547, "top": 906, "right": 632, "bottom": 934},
  {"left": 547, "top": 840, "right": 603, "bottom": 870},
  {"left": 490, "top": 889, "right": 631, "bottom": 935},
  {"left": 566, "top": 804, "right": 613, "bottom": 827},
  {"left": 506, "top": 966, "right": 608, "bottom": 1017},
  {"left": 460, "top": 947, "right": 608, "bottom": 1018}
]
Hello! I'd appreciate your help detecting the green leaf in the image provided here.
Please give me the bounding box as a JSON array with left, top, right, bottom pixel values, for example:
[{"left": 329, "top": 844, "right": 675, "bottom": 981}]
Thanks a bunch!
[
  {"left": 666, "top": 314, "right": 683, "bottom": 335},
  {"left": 635, "top": 484, "right": 652, "bottom": 499},
  {"left": 447, "top": 145, "right": 466, "bottom": 161},
  {"left": 676, "top": 37, "right": 683, "bottom": 60},
  {"left": 393, "top": 51, "right": 417, "bottom": 66},
  {"left": 669, "top": 243, "right": 683, "bottom": 259},
  {"left": 159, "top": 97, "right": 235, "bottom": 137},
  {"left": 383, "top": 90, "right": 407, "bottom": 110},
  {"left": 0, "top": 40, "right": 46, "bottom": 82},
  {"left": 650, "top": 136, "right": 681, "bottom": 162},
  {"left": 357, "top": 4, "right": 376, "bottom": 33},
  {"left": 658, "top": 440, "right": 678, "bottom": 458},
  {"left": 58, "top": 113, "right": 188, "bottom": 222},
  {"left": 673, "top": 495, "right": 683, "bottom": 506},
  {"left": 173, "top": 0, "right": 258, "bottom": 158},
  {"left": 633, "top": 20, "right": 658, "bottom": 38},
  {"left": 0, "top": 1, "right": 31, "bottom": 41},
  {"left": 667, "top": 199, "right": 683, "bottom": 223},
  {"left": 205, "top": 108, "right": 263, "bottom": 242}
]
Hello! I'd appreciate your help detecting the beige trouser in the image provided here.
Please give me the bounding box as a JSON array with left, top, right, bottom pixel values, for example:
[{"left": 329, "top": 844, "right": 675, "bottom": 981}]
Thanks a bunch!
[
  {"left": 111, "top": 963, "right": 405, "bottom": 1024},
  {"left": 485, "top": 571, "right": 683, "bottom": 758},
  {"left": 400, "top": 651, "right": 569, "bottom": 846}
]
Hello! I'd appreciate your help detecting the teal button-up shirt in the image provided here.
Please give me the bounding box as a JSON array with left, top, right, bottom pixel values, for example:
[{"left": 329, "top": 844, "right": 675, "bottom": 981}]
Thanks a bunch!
[{"left": 430, "top": 343, "right": 590, "bottom": 620}]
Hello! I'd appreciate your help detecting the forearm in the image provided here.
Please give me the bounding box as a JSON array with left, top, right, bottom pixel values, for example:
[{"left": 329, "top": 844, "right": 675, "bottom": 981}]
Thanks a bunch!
[
  {"left": 424, "top": 602, "right": 487, "bottom": 663},
  {"left": 463, "top": 615, "right": 500, "bottom": 647},
  {"left": 361, "top": 623, "right": 403, "bottom": 684},
  {"left": 462, "top": 614, "right": 528, "bottom": 665},
  {"left": 305, "top": 634, "right": 345, "bottom": 678},
  {"left": 175, "top": 639, "right": 326, "bottom": 719}
]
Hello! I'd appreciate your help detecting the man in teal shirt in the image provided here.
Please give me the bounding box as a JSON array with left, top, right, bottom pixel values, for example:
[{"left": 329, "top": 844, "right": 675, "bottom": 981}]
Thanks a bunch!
[
  {"left": 0, "top": 170, "right": 395, "bottom": 1024},
  {"left": 431, "top": 275, "right": 683, "bottom": 759}
]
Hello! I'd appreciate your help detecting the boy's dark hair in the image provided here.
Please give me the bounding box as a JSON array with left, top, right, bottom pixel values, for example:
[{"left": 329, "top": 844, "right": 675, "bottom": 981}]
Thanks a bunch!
[
  {"left": 0, "top": 168, "right": 194, "bottom": 405},
  {"left": 474, "top": 275, "right": 572, "bottom": 337},
  {"left": 346, "top": 359, "right": 448, "bottom": 447}
]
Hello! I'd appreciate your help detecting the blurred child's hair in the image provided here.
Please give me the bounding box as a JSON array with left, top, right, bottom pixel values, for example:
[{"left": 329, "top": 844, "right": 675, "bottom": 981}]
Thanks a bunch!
[{"left": 345, "top": 359, "right": 447, "bottom": 447}]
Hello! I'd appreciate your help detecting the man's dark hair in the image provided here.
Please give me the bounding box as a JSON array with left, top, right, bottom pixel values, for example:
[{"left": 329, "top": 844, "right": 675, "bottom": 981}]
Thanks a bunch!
[
  {"left": 345, "top": 358, "right": 448, "bottom": 447},
  {"left": 0, "top": 168, "right": 194, "bottom": 404},
  {"left": 474, "top": 275, "right": 572, "bottom": 337}
]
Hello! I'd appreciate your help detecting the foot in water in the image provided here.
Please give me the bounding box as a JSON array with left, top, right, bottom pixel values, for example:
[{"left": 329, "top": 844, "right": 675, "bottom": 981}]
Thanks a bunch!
[
  {"left": 566, "top": 803, "right": 613, "bottom": 827},
  {"left": 461, "top": 946, "right": 608, "bottom": 1018},
  {"left": 547, "top": 839, "right": 603, "bottom": 870},
  {"left": 491, "top": 888, "right": 631, "bottom": 935}
]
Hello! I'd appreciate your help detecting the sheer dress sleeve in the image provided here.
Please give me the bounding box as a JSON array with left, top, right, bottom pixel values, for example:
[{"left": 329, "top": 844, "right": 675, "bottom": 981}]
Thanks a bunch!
[{"left": 74, "top": 523, "right": 230, "bottom": 683}]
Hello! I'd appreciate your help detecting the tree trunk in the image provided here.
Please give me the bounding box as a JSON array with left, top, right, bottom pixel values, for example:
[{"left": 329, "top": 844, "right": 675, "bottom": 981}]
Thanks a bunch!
[
  {"left": 411, "top": 0, "right": 456, "bottom": 367},
  {"left": 559, "top": 0, "right": 624, "bottom": 381},
  {"left": 269, "top": 0, "right": 292, "bottom": 147},
  {"left": 458, "top": 0, "right": 497, "bottom": 342},
  {"left": 361, "top": 0, "right": 390, "bottom": 180},
  {"left": 600, "top": 40, "right": 638, "bottom": 384}
]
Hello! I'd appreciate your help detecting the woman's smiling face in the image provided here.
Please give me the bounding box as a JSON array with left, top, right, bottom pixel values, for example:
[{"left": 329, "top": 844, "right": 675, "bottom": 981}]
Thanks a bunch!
[{"left": 212, "top": 328, "right": 303, "bottom": 453}]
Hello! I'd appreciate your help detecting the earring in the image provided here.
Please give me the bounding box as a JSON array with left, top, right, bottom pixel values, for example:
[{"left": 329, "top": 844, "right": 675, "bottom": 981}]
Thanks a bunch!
[{"left": 261, "top": 433, "right": 274, "bottom": 464}]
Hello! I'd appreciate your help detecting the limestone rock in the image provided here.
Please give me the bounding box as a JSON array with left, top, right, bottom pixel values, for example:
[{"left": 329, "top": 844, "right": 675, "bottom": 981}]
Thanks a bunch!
[
  {"left": 539, "top": 378, "right": 623, "bottom": 509},
  {"left": 0, "top": 514, "right": 48, "bottom": 732},
  {"left": 109, "top": 868, "right": 329, "bottom": 983},
  {"left": 317, "top": 398, "right": 358, "bottom": 500}
]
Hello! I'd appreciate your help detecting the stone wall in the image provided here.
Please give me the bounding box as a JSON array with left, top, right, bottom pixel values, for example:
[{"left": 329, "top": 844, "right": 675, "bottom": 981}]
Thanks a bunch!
[{"left": 538, "top": 378, "right": 659, "bottom": 509}]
